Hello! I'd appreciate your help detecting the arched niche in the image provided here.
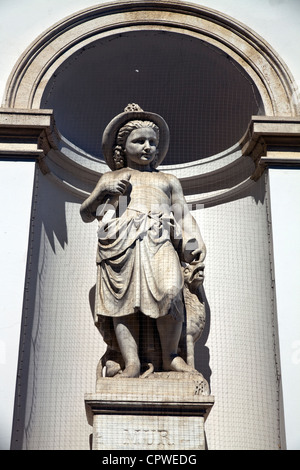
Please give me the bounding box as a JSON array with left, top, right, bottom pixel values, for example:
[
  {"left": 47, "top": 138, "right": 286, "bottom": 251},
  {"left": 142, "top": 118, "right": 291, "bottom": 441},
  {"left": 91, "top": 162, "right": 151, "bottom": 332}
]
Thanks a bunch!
[{"left": 3, "top": 0, "right": 299, "bottom": 205}]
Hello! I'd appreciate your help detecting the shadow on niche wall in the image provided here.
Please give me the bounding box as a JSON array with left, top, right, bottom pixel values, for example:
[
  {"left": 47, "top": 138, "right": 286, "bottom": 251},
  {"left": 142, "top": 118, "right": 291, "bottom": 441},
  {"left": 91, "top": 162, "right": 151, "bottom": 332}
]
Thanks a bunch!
[
  {"left": 10, "top": 169, "right": 81, "bottom": 449},
  {"left": 40, "top": 176, "right": 72, "bottom": 253}
]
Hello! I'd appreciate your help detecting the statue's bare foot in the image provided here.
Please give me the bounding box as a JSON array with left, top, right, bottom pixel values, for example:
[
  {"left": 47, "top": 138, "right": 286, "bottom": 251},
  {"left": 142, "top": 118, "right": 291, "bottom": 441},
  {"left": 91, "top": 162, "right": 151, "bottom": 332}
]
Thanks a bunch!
[
  {"left": 119, "top": 364, "right": 140, "bottom": 378},
  {"left": 165, "top": 355, "right": 200, "bottom": 375},
  {"left": 106, "top": 360, "right": 122, "bottom": 377}
]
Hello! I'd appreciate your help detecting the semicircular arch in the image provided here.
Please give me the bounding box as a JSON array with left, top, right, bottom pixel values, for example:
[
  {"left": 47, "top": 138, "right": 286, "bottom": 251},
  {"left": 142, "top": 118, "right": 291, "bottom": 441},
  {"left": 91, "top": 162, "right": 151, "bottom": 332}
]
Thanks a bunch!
[{"left": 3, "top": 1, "right": 299, "bottom": 116}]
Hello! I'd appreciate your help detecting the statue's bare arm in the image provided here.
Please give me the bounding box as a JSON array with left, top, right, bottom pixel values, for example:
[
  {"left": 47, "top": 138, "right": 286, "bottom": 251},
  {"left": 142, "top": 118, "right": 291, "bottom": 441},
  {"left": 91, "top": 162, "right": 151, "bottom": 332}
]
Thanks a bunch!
[{"left": 169, "top": 173, "right": 206, "bottom": 263}]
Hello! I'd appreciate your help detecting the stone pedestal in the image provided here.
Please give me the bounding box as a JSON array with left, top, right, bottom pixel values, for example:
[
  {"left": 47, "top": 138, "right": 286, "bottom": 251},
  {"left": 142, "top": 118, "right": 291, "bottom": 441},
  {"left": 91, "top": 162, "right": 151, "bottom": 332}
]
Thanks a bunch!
[{"left": 85, "top": 374, "right": 214, "bottom": 450}]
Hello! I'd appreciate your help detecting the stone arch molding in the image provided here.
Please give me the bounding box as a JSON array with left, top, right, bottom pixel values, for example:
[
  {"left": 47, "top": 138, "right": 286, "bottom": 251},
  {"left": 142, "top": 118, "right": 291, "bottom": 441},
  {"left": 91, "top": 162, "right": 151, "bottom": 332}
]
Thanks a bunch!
[
  {"left": 4, "top": 0, "right": 299, "bottom": 114},
  {"left": 3, "top": 0, "right": 300, "bottom": 204}
]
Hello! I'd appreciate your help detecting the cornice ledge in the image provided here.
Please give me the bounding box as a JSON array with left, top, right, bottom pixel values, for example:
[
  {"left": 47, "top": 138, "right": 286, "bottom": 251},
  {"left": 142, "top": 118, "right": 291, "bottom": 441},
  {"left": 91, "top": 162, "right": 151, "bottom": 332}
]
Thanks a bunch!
[
  {"left": 0, "top": 108, "right": 55, "bottom": 173},
  {"left": 241, "top": 116, "right": 300, "bottom": 181},
  {"left": 0, "top": 107, "right": 53, "bottom": 131}
]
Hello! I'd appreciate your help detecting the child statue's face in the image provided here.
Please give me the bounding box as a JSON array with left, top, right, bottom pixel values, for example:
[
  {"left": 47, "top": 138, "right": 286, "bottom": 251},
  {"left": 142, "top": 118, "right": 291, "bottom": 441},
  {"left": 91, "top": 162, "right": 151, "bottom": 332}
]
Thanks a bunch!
[{"left": 125, "top": 127, "right": 158, "bottom": 169}]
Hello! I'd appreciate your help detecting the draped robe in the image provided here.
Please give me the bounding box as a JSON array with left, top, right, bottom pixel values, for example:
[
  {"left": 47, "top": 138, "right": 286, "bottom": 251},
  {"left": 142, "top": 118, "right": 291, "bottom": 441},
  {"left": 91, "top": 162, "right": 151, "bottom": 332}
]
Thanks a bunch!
[{"left": 95, "top": 185, "right": 185, "bottom": 324}]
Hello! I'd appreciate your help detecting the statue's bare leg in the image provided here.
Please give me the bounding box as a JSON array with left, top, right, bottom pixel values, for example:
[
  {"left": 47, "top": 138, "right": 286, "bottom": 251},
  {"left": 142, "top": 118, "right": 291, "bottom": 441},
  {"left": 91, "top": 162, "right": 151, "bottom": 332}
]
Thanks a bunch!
[
  {"left": 113, "top": 314, "right": 140, "bottom": 378},
  {"left": 157, "top": 315, "right": 198, "bottom": 374}
]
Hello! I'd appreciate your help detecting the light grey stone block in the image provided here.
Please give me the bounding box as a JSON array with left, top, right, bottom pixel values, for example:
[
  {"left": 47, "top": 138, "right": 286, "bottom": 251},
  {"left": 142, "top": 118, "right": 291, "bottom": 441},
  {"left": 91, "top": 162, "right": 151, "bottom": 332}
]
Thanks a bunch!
[{"left": 85, "top": 376, "right": 214, "bottom": 450}]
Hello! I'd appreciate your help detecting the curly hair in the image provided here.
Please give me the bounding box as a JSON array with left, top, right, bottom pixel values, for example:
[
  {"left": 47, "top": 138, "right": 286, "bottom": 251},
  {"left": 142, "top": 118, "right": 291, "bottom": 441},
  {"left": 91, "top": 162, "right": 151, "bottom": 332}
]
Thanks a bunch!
[{"left": 113, "top": 120, "right": 160, "bottom": 169}]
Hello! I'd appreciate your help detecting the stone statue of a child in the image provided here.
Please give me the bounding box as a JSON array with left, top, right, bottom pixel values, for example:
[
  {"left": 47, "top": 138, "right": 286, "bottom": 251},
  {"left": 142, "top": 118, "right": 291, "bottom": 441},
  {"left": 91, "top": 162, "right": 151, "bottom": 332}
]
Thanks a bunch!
[{"left": 80, "top": 104, "right": 206, "bottom": 379}]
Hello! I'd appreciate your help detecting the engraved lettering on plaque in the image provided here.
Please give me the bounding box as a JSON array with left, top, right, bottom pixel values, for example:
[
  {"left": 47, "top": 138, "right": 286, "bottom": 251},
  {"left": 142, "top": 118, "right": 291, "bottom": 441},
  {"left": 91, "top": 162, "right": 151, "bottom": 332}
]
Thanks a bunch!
[{"left": 123, "top": 428, "right": 174, "bottom": 447}]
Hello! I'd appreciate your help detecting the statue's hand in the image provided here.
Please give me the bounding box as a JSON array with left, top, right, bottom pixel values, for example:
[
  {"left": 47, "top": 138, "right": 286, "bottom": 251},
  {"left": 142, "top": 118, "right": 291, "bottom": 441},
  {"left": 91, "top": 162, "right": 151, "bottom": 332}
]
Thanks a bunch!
[
  {"left": 102, "top": 173, "right": 131, "bottom": 196},
  {"left": 190, "top": 245, "right": 206, "bottom": 263},
  {"left": 183, "top": 240, "right": 206, "bottom": 264}
]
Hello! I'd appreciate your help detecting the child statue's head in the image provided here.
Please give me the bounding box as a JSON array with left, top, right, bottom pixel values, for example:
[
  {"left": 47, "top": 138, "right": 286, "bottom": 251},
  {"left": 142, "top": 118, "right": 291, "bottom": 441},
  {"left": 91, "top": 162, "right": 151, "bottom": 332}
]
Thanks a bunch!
[
  {"left": 113, "top": 119, "right": 160, "bottom": 169},
  {"left": 102, "top": 104, "right": 169, "bottom": 171}
]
